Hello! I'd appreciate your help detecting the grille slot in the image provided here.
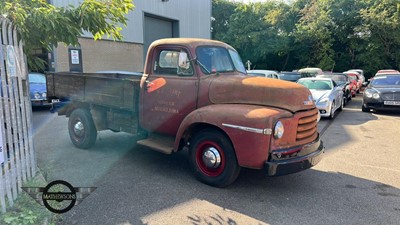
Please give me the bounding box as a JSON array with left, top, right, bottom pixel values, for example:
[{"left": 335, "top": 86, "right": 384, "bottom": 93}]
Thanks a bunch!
[
  {"left": 382, "top": 93, "right": 400, "bottom": 100},
  {"left": 297, "top": 111, "right": 318, "bottom": 141}
]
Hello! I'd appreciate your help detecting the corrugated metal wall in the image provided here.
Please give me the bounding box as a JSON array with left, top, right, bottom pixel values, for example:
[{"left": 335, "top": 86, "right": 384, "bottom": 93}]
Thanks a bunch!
[{"left": 51, "top": 0, "right": 211, "bottom": 43}]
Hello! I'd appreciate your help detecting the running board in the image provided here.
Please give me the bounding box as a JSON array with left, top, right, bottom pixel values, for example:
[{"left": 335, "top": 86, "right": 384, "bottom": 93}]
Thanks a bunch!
[{"left": 136, "top": 134, "right": 175, "bottom": 154}]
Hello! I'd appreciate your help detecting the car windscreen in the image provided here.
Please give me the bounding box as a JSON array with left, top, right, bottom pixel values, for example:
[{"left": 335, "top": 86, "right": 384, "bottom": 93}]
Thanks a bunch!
[
  {"left": 297, "top": 80, "right": 332, "bottom": 90},
  {"left": 279, "top": 73, "right": 301, "bottom": 81},
  {"left": 317, "top": 75, "right": 346, "bottom": 85},
  {"left": 29, "top": 73, "right": 46, "bottom": 83},
  {"left": 247, "top": 72, "right": 265, "bottom": 77},
  {"left": 371, "top": 75, "right": 400, "bottom": 86}
]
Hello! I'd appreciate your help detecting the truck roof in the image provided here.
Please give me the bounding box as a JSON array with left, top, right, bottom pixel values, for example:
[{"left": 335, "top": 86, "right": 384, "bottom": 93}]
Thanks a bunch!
[{"left": 150, "top": 38, "right": 234, "bottom": 50}]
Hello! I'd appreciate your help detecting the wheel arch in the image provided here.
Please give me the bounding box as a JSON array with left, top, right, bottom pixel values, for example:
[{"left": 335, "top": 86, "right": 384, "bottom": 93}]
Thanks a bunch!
[
  {"left": 175, "top": 104, "right": 285, "bottom": 169},
  {"left": 178, "top": 122, "right": 231, "bottom": 151},
  {"left": 62, "top": 101, "right": 91, "bottom": 117}
]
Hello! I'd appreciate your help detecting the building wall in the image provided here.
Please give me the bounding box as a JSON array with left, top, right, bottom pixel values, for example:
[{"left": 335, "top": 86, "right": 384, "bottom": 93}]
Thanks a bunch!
[{"left": 51, "top": 0, "right": 211, "bottom": 72}]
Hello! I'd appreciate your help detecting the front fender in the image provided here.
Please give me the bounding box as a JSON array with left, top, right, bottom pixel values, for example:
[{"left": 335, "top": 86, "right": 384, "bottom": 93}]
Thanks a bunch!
[{"left": 175, "top": 104, "right": 292, "bottom": 169}]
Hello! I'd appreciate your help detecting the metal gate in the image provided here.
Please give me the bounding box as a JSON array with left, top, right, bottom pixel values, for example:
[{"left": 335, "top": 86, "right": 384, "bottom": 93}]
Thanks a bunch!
[{"left": 0, "top": 17, "right": 36, "bottom": 212}]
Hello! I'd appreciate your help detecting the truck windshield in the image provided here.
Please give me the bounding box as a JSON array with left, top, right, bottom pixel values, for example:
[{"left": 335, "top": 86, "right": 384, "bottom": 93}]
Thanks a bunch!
[{"left": 196, "top": 46, "right": 245, "bottom": 75}]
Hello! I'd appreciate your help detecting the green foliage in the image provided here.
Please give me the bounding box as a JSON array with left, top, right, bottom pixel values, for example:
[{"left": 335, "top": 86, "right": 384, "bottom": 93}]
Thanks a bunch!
[
  {"left": 0, "top": 0, "right": 134, "bottom": 71},
  {"left": 212, "top": 0, "right": 400, "bottom": 77},
  {"left": 0, "top": 175, "right": 53, "bottom": 225}
]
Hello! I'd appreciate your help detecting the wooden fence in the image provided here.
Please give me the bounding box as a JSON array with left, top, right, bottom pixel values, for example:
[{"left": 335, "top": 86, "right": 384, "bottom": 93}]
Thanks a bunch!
[{"left": 0, "top": 16, "right": 36, "bottom": 212}]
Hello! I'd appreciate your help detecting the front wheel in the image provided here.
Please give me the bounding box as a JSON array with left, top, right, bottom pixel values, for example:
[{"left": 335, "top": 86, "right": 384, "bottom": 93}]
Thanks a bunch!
[
  {"left": 329, "top": 101, "right": 336, "bottom": 119},
  {"left": 189, "top": 129, "right": 241, "bottom": 187},
  {"left": 361, "top": 104, "right": 370, "bottom": 112},
  {"left": 340, "top": 97, "right": 345, "bottom": 110},
  {"left": 68, "top": 108, "right": 97, "bottom": 149}
]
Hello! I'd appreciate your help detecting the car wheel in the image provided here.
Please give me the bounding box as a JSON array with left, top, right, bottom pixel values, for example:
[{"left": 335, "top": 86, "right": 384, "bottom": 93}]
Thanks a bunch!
[
  {"left": 329, "top": 101, "right": 336, "bottom": 119},
  {"left": 189, "top": 129, "right": 241, "bottom": 187},
  {"left": 68, "top": 108, "right": 97, "bottom": 149},
  {"left": 361, "top": 104, "right": 370, "bottom": 113},
  {"left": 340, "top": 97, "right": 345, "bottom": 110}
]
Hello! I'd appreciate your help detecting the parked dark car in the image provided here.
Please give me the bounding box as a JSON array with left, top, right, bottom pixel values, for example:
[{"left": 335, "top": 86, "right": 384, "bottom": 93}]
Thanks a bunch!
[
  {"left": 362, "top": 74, "right": 400, "bottom": 112},
  {"left": 317, "top": 73, "right": 351, "bottom": 105},
  {"left": 29, "top": 72, "right": 48, "bottom": 106},
  {"left": 279, "top": 72, "right": 301, "bottom": 82}
]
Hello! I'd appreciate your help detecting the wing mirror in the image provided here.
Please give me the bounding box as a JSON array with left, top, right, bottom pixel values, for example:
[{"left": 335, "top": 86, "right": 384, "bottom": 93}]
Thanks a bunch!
[{"left": 178, "top": 52, "right": 190, "bottom": 69}]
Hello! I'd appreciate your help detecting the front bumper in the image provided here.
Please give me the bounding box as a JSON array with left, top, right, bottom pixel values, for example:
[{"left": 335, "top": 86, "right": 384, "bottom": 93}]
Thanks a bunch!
[
  {"left": 31, "top": 99, "right": 50, "bottom": 107},
  {"left": 363, "top": 102, "right": 400, "bottom": 111},
  {"left": 316, "top": 103, "right": 331, "bottom": 117},
  {"left": 264, "top": 135, "right": 324, "bottom": 176}
]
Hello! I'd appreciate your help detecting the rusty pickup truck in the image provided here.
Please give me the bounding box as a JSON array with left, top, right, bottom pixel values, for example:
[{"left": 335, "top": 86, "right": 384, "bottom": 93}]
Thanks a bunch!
[{"left": 46, "top": 38, "right": 324, "bottom": 187}]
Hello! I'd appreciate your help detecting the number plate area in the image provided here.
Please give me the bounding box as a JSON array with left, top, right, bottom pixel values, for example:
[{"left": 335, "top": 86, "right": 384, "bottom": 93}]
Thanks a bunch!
[{"left": 384, "top": 101, "right": 400, "bottom": 106}]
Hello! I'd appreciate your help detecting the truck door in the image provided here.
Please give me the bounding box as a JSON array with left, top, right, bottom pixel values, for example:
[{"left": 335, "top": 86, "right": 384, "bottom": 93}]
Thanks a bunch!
[{"left": 140, "top": 47, "right": 198, "bottom": 135}]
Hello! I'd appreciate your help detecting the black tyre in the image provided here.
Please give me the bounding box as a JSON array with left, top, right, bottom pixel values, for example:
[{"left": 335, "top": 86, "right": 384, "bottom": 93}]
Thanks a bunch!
[
  {"left": 340, "top": 97, "right": 345, "bottom": 110},
  {"left": 68, "top": 108, "right": 97, "bottom": 149},
  {"left": 361, "top": 104, "right": 370, "bottom": 112},
  {"left": 329, "top": 101, "right": 336, "bottom": 119},
  {"left": 189, "top": 129, "right": 241, "bottom": 187}
]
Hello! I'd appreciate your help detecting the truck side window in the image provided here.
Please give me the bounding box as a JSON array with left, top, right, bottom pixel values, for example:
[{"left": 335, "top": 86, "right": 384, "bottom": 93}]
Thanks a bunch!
[{"left": 154, "top": 50, "right": 193, "bottom": 76}]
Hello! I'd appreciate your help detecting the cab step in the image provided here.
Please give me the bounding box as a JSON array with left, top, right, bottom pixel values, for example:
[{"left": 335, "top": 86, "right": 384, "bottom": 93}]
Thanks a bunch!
[{"left": 136, "top": 134, "right": 175, "bottom": 154}]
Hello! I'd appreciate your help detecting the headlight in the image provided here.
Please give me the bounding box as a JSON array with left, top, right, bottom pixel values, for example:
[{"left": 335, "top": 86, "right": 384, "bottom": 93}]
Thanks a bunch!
[
  {"left": 42, "top": 92, "right": 47, "bottom": 98},
  {"left": 34, "top": 92, "right": 40, "bottom": 99},
  {"left": 372, "top": 93, "right": 380, "bottom": 99},
  {"left": 365, "top": 90, "right": 373, "bottom": 98},
  {"left": 318, "top": 98, "right": 329, "bottom": 104},
  {"left": 274, "top": 121, "right": 284, "bottom": 139}
]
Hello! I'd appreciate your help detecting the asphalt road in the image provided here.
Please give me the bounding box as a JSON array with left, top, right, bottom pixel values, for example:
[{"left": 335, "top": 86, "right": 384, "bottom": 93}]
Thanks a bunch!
[{"left": 32, "top": 95, "right": 400, "bottom": 225}]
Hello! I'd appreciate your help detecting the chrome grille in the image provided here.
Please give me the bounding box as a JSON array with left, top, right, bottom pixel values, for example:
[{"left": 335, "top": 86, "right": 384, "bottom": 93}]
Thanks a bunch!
[
  {"left": 297, "top": 110, "right": 318, "bottom": 141},
  {"left": 381, "top": 92, "right": 400, "bottom": 100}
]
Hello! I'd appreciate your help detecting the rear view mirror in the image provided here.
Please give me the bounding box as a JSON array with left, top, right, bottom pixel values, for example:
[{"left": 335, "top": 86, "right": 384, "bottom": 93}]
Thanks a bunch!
[{"left": 178, "top": 52, "right": 189, "bottom": 69}]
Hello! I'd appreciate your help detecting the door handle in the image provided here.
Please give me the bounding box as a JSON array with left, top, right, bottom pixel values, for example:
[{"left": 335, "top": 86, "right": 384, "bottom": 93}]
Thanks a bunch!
[{"left": 145, "top": 80, "right": 153, "bottom": 90}]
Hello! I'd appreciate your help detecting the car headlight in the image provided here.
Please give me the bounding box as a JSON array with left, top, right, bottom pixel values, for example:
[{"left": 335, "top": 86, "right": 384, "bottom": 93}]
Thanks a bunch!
[
  {"left": 274, "top": 121, "right": 284, "bottom": 139},
  {"left": 372, "top": 93, "right": 380, "bottom": 99},
  {"left": 34, "top": 92, "right": 40, "bottom": 99},
  {"left": 318, "top": 98, "right": 329, "bottom": 104},
  {"left": 365, "top": 90, "right": 373, "bottom": 98},
  {"left": 42, "top": 92, "right": 47, "bottom": 99}
]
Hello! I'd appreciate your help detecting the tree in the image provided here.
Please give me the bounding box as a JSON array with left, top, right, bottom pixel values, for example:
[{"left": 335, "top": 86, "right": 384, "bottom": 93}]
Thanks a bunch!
[
  {"left": 211, "top": 0, "right": 236, "bottom": 40},
  {"left": 357, "top": 0, "right": 400, "bottom": 76},
  {"left": 295, "top": 0, "right": 336, "bottom": 70},
  {"left": 0, "top": 0, "right": 134, "bottom": 71}
]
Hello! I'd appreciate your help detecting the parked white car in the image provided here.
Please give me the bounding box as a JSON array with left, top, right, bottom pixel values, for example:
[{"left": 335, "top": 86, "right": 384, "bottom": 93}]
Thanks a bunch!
[
  {"left": 297, "top": 77, "right": 344, "bottom": 119},
  {"left": 247, "top": 70, "right": 280, "bottom": 79}
]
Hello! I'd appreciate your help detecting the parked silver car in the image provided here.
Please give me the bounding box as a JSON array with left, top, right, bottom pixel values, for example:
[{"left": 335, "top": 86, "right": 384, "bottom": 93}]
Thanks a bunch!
[
  {"left": 247, "top": 70, "right": 280, "bottom": 79},
  {"left": 297, "top": 77, "right": 344, "bottom": 119}
]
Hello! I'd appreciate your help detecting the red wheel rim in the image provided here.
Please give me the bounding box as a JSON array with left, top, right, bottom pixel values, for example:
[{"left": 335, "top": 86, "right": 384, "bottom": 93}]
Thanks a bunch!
[{"left": 195, "top": 141, "right": 225, "bottom": 177}]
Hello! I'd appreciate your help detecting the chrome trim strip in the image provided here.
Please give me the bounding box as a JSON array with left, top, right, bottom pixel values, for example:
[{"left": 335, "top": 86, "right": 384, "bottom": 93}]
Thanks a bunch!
[{"left": 222, "top": 123, "right": 272, "bottom": 135}]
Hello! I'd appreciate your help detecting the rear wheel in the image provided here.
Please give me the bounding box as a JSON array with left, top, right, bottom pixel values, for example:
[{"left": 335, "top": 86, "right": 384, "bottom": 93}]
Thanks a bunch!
[
  {"left": 189, "top": 129, "right": 241, "bottom": 187},
  {"left": 68, "top": 108, "right": 97, "bottom": 149}
]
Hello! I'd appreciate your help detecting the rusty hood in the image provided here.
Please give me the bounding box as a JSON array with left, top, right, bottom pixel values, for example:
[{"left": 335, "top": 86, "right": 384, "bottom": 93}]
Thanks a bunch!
[{"left": 209, "top": 75, "right": 315, "bottom": 113}]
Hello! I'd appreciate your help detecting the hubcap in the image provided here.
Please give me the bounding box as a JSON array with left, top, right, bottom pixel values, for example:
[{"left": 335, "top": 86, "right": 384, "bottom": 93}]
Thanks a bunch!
[
  {"left": 202, "top": 147, "right": 221, "bottom": 168},
  {"left": 73, "top": 121, "right": 84, "bottom": 136}
]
